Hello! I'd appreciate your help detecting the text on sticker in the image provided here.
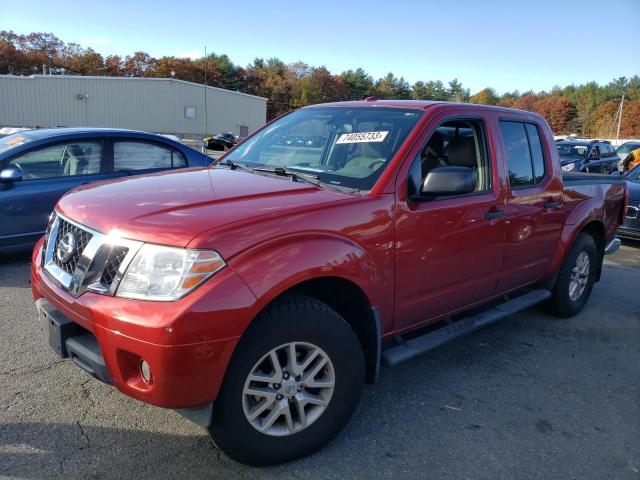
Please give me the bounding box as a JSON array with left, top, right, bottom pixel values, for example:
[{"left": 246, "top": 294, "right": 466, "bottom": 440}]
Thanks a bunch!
[{"left": 336, "top": 131, "right": 389, "bottom": 144}]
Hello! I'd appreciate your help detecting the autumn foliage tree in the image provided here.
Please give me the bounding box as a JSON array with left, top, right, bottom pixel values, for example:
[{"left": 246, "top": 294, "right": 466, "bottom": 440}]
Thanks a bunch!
[
  {"left": 2, "top": 30, "right": 640, "bottom": 135},
  {"left": 533, "top": 96, "right": 573, "bottom": 134}
]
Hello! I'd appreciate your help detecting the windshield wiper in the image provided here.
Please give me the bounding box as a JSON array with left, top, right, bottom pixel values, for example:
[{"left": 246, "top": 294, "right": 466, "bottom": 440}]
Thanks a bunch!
[
  {"left": 252, "top": 166, "right": 326, "bottom": 188},
  {"left": 216, "top": 160, "right": 255, "bottom": 174}
]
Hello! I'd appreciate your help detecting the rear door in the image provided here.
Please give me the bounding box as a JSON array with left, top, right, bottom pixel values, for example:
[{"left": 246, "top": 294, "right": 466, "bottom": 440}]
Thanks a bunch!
[
  {"left": 394, "top": 110, "right": 507, "bottom": 330},
  {"left": 497, "top": 119, "right": 564, "bottom": 292},
  {"left": 0, "top": 138, "right": 111, "bottom": 249}
]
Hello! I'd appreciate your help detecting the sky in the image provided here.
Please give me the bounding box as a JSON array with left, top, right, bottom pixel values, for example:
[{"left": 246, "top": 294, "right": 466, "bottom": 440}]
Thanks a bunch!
[{"left": 2, "top": 0, "right": 639, "bottom": 94}]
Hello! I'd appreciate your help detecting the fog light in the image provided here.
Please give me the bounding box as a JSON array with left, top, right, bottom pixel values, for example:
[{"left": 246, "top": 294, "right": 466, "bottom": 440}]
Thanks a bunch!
[{"left": 140, "top": 360, "right": 152, "bottom": 383}]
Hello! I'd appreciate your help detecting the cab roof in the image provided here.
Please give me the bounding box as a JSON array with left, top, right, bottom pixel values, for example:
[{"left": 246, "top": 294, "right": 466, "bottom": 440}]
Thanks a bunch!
[{"left": 305, "top": 99, "right": 541, "bottom": 117}]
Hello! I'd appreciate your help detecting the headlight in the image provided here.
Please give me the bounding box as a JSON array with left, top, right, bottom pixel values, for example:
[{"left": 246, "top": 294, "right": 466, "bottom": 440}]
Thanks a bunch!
[
  {"left": 561, "top": 163, "right": 575, "bottom": 172},
  {"left": 116, "top": 244, "right": 225, "bottom": 301}
]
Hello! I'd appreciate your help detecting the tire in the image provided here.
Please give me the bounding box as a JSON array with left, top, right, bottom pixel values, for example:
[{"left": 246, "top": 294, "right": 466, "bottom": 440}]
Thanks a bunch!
[
  {"left": 546, "top": 233, "right": 598, "bottom": 318},
  {"left": 209, "top": 294, "right": 365, "bottom": 466}
]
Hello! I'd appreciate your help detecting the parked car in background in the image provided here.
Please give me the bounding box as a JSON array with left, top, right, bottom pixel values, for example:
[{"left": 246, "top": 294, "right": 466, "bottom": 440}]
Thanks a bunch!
[
  {"left": 619, "top": 164, "right": 640, "bottom": 240},
  {"left": 556, "top": 139, "right": 619, "bottom": 174},
  {"left": 0, "top": 127, "right": 32, "bottom": 138},
  {"left": 204, "top": 132, "right": 239, "bottom": 150},
  {"left": 0, "top": 128, "right": 211, "bottom": 253},
  {"left": 615, "top": 141, "right": 640, "bottom": 162}
]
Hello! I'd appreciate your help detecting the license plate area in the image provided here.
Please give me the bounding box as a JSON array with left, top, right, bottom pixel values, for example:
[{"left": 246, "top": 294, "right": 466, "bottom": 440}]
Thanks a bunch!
[{"left": 36, "top": 299, "right": 78, "bottom": 357}]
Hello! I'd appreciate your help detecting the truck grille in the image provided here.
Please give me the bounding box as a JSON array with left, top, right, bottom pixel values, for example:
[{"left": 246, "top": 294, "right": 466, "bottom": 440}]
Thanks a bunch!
[
  {"left": 100, "top": 246, "right": 129, "bottom": 286},
  {"left": 43, "top": 214, "right": 142, "bottom": 298},
  {"left": 53, "top": 218, "right": 93, "bottom": 273}
]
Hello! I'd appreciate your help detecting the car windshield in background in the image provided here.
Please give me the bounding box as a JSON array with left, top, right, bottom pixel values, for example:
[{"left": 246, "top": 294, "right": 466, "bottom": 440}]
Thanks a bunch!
[
  {"left": 223, "top": 107, "right": 423, "bottom": 191},
  {"left": 617, "top": 143, "right": 640, "bottom": 155},
  {"left": 0, "top": 134, "right": 32, "bottom": 154},
  {"left": 627, "top": 165, "right": 640, "bottom": 180},
  {"left": 556, "top": 143, "right": 588, "bottom": 158}
]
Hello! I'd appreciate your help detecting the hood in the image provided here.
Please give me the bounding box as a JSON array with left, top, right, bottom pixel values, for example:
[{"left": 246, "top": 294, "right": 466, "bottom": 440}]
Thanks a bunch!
[
  {"left": 57, "top": 167, "right": 349, "bottom": 247},
  {"left": 559, "top": 156, "right": 582, "bottom": 166}
]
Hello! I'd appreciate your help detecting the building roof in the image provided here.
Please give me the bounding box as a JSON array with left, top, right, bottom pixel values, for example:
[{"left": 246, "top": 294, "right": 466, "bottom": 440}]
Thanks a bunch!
[{"left": 0, "top": 74, "right": 268, "bottom": 102}]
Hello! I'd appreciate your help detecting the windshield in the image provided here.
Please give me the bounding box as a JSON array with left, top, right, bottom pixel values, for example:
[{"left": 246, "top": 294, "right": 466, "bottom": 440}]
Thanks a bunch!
[
  {"left": 223, "top": 107, "right": 423, "bottom": 191},
  {"left": 0, "top": 133, "right": 32, "bottom": 154},
  {"left": 556, "top": 143, "right": 588, "bottom": 159},
  {"left": 617, "top": 143, "right": 640, "bottom": 155},
  {"left": 627, "top": 164, "right": 640, "bottom": 180}
]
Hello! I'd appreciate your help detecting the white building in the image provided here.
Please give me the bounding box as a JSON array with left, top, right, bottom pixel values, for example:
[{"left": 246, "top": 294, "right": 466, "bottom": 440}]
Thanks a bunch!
[{"left": 0, "top": 75, "right": 267, "bottom": 138}]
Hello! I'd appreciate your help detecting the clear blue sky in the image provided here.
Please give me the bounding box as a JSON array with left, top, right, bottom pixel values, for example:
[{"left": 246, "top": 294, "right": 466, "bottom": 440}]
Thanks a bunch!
[{"left": 3, "top": 0, "right": 639, "bottom": 94}]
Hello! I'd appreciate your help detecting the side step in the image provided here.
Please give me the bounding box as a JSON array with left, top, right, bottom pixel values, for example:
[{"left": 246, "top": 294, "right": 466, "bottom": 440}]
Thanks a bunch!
[{"left": 381, "top": 289, "right": 551, "bottom": 367}]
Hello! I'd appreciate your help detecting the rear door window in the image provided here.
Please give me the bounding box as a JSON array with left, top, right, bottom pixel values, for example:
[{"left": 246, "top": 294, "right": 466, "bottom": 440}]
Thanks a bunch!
[
  {"left": 500, "top": 121, "right": 547, "bottom": 187},
  {"left": 113, "top": 141, "right": 186, "bottom": 171},
  {"left": 525, "top": 124, "right": 546, "bottom": 183}
]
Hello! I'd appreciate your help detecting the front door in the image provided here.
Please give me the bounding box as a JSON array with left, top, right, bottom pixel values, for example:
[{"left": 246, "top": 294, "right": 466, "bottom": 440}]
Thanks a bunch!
[
  {"left": 394, "top": 115, "right": 506, "bottom": 331},
  {"left": 0, "top": 139, "right": 111, "bottom": 250}
]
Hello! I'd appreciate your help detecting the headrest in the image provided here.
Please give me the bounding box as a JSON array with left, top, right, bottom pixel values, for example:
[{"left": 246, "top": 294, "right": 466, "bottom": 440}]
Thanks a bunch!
[{"left": 447, "top": 136, "right": 476, "bottom": 167}]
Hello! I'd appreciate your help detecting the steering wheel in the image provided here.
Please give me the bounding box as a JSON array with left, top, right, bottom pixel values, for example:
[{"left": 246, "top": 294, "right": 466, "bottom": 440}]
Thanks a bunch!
[{"left": 370, "top": 160, "right": 386, "bottom": 171}]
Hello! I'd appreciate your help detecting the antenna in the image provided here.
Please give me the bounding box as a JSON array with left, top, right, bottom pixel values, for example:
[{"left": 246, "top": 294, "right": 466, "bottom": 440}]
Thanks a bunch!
[{"left": 204, "top": 46, "right": 208, "bottom": 139}]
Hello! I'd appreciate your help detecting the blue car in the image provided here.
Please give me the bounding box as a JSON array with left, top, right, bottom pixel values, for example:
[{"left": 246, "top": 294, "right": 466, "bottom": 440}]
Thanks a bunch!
[{"left": 0, "top": 128, "right": 211, "bottom": 253}]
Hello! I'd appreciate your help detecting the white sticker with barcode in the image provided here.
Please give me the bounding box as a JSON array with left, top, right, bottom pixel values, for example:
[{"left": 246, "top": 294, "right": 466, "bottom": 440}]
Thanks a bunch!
[{"left": 336, "top": 131, "right": 389, "bottom": 144}]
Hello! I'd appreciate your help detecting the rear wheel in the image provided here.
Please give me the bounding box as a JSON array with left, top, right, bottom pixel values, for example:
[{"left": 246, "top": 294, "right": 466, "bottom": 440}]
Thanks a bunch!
[
  {"left": 546, "top": 233, "right": 598, "bottom": 317},
  {"left": 209, "top": 295, "right": 364, "bottom": 466}
]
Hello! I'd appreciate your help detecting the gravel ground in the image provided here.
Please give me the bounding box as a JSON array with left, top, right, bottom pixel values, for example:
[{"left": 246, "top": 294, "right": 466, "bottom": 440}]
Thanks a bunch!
[{"left": 1, "top": 244, "right": 639, "bottom": 479}]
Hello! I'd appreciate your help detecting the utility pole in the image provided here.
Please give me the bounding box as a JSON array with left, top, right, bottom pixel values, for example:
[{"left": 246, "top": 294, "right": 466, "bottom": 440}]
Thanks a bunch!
[
  {"left": 615, "top": 93, "right": 625, "bottom": 142},
  {"left": 204, "top": 46, "right": 208, "bottom": 140}
]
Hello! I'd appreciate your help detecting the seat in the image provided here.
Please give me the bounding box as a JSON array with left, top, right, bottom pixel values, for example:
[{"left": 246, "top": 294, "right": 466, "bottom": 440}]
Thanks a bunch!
[
  {"left": 447, "top": 136, "right": 477, "bottom": 168},
  {"left": 62, "top": 145, "right": 87, "bottom": 176},
  {"left": 421, "top": 131, "right": 448, "bottom": 174}
]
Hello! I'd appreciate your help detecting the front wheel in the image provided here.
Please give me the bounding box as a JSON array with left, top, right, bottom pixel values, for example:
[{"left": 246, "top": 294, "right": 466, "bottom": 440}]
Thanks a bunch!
[
  {"left": 209, "top": 295, "right": 364, "bottom": 466},
  {"left": 546, "top": 233, "right": 598, "bottom": 317}
]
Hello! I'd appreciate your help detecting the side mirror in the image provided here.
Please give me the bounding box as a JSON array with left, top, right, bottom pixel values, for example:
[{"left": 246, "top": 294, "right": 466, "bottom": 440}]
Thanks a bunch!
[
  {"left": 420, "top": 166, "right": 476, "bottom": 196},
  {"left": 0, "top": 166, "right": 23, "bottom": 184}
]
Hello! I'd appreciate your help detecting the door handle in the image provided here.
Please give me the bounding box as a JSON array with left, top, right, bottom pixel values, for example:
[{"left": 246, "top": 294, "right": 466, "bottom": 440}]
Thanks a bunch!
[
  {"left": 485, "top": 209, "right": 505, "bottom": 220},
  {"left": 544, "top": 200, "right": 560, "bottom": 209}
]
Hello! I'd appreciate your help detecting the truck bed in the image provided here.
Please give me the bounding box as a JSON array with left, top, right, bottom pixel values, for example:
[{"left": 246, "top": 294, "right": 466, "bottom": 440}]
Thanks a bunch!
[{"left": 562, "top": 172, "right": 626, "bottom": 186}]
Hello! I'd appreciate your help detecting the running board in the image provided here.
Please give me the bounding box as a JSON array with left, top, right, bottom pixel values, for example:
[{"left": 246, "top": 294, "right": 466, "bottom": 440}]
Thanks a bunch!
[{"left": 381, "top": 289, "right": 551, "bottom": 367}]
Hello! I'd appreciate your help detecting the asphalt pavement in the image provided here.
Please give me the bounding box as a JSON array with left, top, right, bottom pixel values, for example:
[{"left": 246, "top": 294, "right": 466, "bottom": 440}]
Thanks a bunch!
[{"left": 1, "top": 244, "right": 639, "bottom": 479}]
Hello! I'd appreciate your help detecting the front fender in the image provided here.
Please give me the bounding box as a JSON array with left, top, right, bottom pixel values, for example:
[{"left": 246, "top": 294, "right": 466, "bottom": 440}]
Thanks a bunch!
[{"left": 228, "top": 233, "right": 390, "bottom": 325}]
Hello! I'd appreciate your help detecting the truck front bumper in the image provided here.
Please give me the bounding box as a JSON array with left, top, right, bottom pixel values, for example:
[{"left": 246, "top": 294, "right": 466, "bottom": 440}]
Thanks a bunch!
[{"left": 31, "top": 239, "right": 260, "bottom": 413}]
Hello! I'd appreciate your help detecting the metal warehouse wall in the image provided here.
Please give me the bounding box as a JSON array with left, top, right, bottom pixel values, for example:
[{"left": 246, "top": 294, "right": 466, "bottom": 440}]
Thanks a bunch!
[{"left": 0, "top": 75, "right": 267, "bottom": 137}]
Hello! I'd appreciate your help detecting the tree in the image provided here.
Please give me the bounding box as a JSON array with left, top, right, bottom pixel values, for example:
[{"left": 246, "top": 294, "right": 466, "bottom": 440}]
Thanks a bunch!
[
  {"left": 4, "top": 29, "right": 640, "bottom": 126},
  {"left": 469, "top": 88, "right": 498, "bottom": 105},
  {"left": 123, "top": 51, "right": 156, "bottom": 77},
  {"left": 533, "top": 96, "right": 573, "bottom": 134},
  {"left": 620, "top": 100, "right": 640, "bottom": 137},
  {"left": 512, "top": 94, "right": 537, "bottom": 111},
  {"left": 588, "top": 100, "right": 617, "bottom": 138},
  {"left": 447, "top": 78, "right": 469, "bottom": 102},
  {"left": 340, "top": 68, "right": 374, "bottom": 100},
  {"left": 103, "top": 55, "right": 123, "bottom": 76},
  {"left": 374, "top": 72, "right": 410, "bottom": 99}
]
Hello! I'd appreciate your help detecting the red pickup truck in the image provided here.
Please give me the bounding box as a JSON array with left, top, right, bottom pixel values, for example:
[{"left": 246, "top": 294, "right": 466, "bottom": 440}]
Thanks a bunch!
[{"left": 31, "top": 100, "right": 627, "bottom": 465}]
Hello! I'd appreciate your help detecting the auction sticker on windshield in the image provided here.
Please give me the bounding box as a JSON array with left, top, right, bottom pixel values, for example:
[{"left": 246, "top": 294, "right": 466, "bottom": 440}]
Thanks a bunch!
[{"left": 336, "top": 131, "right": 389, "bottom": 144}]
